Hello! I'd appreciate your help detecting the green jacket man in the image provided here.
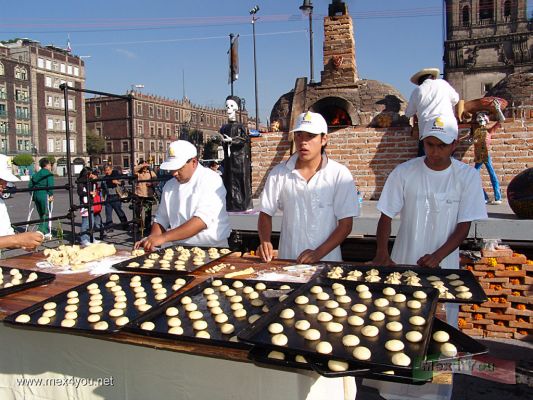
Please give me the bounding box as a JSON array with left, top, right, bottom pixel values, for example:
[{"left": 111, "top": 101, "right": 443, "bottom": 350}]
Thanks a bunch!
[{"left": 29, "top": 158, "right": 54, "bottom": 237}]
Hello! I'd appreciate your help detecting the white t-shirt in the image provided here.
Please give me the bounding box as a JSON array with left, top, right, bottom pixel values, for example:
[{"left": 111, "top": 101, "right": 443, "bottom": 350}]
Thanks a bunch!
[
  {"left": 377, "top": 157, "right": 487, "bottom": 269},
  {"left": 154, "top": 165, "right": 231, "bottom": 247},
  {"left": 0, "top": 199, "right": 14, "bottom": 237},
  {"left": 404, "top": 79, "right": 459, "bottom": 135},
  {"left": 259, "top": 153, "right": 360, "bottom": 262}
]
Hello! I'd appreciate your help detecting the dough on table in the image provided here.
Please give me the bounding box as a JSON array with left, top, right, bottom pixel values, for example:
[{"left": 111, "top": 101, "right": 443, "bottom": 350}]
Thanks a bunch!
[
  {"left": 189, "top": 310, "right": 203, "bottom": 320},
  {"left": 43, "top": 302, "right": 57, "bottom": 311},
  {"left": 42, "top": 310, "right": 56, "bottom": 318},
  {"left": 385, "top": 306, "right": 401, "bottom": 317},
  {"left": 166, "top": 307, "right": 179, "bottom": 317},
  {"left": 333, "top": 287, "right": 346, "bottom": 296},
  {"left": 193, "top": 320, "right": 208, "bottom": 331},
  {"left": 407, "top": 300, "right": 422, "bottom": 309},
  {"left": 225, "top": 289, "right": 237, "bottom": 297},
  {"left": 409, "top": 316, "right": 426, "bottom": 326},
  {"left": 369, "top": 311, "right": 385, "bottom": 322},
  {"left": 457, "top": 292, "right": 473, "bottom": 299},
  {"left": 326, "top": 322, "right": 344, "bottom": 333},
  {"left": 385, "top": 339, "right": 405, "bottom": 352},
  {"left": 304, "top": 328, "right": 321, "bottom": 341},
  {"left": 61, "top": 319, "right": 76, "bottom": 328},
  {"left": 141, "top": 321, "right": 155, "bottom": 331},
  {"left": 271, "top": 333, "right": 288, "bottom": 346},
  {"left": 167, "top": 317, "right": 181, "bottom": 327},
  {"left": 386, "top": 321, "right": 403, "bottom": 332},
  {"left": 115, "top": 316, "right": 129, "bottom": 326},
  {"left": 109, "top": 308, "right": 124, "bottom": 318},
  {"left": 405, "top": 331, "right": 423, "bottom": 343},
  {"left": 316, "top": 341, "right": 333, "bottom": 354},
  {"left": 87, "top": 314, "right": 101, "bottom": 323},
  {"left": 446, "top": 273, "right": 460, "bottom": 280},
  {"left": 316, "top": 292, "right": 330, "bottom": 301},
  {"left": 295, "top": 320, "right": 311, "bottom": 331},
  {"left": 353, "top": 346, "right": 371, "bottom": 361},
  {"left": 196, "top": 331, "right": 211, "bottom": 339},
  {"left": 168, "top": 326, "right": 184, "bottom": 335},
  {"left": 317, "top": 312, "right": 333, "bottom": 322},
  {"left": 393, "top": 294, "right": 407, "bottom": 303},
  {"left": 137, "top": 304, "right": 152, "bottom": 312},
  {"left": 93, "top": 321, "right": 109, "bottom": 330},
  {"left": 325, "top": 300, "right": 339, "bottom": 309},
  {"left": 67, "top": 290, "right": 78, "bottom": 298},
  {"left": 449, "top": 280, "right": 464, "bottom": 286},
  {"left": 310, "top": 286, "right": 323, "bottom": 294},
  {"left": 220, "top": 323, "right": 235, "bottom": 335},
  {"left": 359, "top": 290, "right": 372, "bottom": 300},
  {"left": 37, "top": 316, "right": 50, "bottom": 325},
  {"left": 391, "top": 353, "right": 411, "bottom": 366},
  {"left": 65, "top": 304, "right": 78, "bottom": 312},
  {"left": 440, "top": 343, "right": 458, "bottom": 357},
  {"left": 342, "top": 334, "right": 360, "bottom": 347},
  {"left": 248, "top": 314, "right": 261, "bottom": 324},
  {"left": 304, "top": 305, "right": 319, "bottom": 315},
  {"left": 207, "top": 300, "right": 220, "bottom": 309},
  {"left": 347, "top": 315, "right": 365, "bottom": 327},
  {"left": 337, "top": 295, "right": 351, "bottom": 304},
  {"left": 328, "top": 360, "right": 349, "bottom": 372},
  {"left": 206, "top": 294, "right": 219, "bottom": 301},
  {"left": 351, "top": 304, "right": 367, "bottom": 313},
  {"left": 268, "top": 323, "right": 284, "bottom": 334},
  {"left": 184, "top": 303, "right": 198, "bottom": 312},
  {"left": 432, "top": 330, "right": 450, "bottom": 343},
  {"left": 280, "top": 308, "right": 295, "bottom": 319},
  {"left": 361, "top": 325, "right": 379, "bottom": 337},
  {"left": 382, "top": 287, "right": 396, "bottom": 296},
  {"left": 215, "top": 313, "right": 229, "bottom": 324},
  {"left": 413, "top": 290, "right": 427, "bottom": 300},
  {"left": 331, "top": 308, "right": 348, "bottom": 318},
  {"left": 233, "top": 308, "right": 247, "bottom": 318},
  {"left": 295, "top": 296, "right": 309, "bottom": 305},
  {"left": 255, "top": 282, "right": 267, "bottom": 291},
  {"left": 232, "top": 280, "right": 244, "bottom": 289},
  {"left": 64, "top": 311, "right": 78, "bottom": 320},
  {"left": 374, "top": 298, "right": 389, "bottom": 308}
]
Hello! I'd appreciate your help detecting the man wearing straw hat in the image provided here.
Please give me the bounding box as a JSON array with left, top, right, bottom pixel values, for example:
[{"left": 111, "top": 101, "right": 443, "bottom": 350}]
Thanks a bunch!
[
  {"left": 405, "top": 67, "right": 459, "bottom": 156},
  {"left": 0, "top": 155, "right": 43, "bottom": 250}
]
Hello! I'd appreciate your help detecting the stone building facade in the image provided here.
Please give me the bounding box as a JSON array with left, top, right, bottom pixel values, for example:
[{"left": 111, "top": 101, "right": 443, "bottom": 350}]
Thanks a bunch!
[
  {"left": 86, "top": 93, "right": 243, "bottom": 168},
  {"left": 444, "top": 0, "right": 532, "bottom": 100},
  {"left": 0, "top": 38, "right": 85, "bottom": 167}
]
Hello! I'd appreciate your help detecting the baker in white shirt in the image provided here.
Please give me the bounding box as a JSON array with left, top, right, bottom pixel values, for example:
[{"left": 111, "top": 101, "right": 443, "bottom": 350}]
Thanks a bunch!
[
  {"left": 257, "top": 111, "right": 360, "bottom": 263},
  {"left": 0, "top": 154, "right": 43, "bottom": 250},
  {"left": 135, "top": 140, "right": 231, "bottom": 251},
  {"left": 404, "top": 67, "right": 459, "bottom": 139}
]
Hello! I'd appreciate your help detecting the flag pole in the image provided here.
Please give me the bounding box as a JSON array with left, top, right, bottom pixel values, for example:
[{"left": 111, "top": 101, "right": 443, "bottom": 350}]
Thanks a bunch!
[{"left": 229, "top": 33, "right": 234, "bottom": 96}]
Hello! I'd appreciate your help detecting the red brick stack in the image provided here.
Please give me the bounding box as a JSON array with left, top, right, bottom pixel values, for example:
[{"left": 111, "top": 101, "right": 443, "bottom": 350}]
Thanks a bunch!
[{"left": 459, "top": 249, "right": 532, "bottom": 340}]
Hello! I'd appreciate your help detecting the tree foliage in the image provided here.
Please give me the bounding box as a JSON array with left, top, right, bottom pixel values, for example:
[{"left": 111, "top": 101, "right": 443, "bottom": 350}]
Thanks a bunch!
[
  {"left": 86, "top": 130, "right": 106, "bottom": 155},
  {"left": 12, "top": 153, "right": 34, "bottom": 166}
]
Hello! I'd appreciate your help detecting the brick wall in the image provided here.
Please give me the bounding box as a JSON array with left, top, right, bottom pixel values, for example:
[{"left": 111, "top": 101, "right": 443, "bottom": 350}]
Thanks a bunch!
[{"left": 251, "top": 120, "right": 533, "bottom": 200}]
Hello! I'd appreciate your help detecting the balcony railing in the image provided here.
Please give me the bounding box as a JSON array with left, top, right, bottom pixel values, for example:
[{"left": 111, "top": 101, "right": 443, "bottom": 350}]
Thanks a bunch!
[
  {"left": 15, "top": 113, "right": 31, "bottom": 120},
  {"left": 16, "top": 130, "right": 32, "bottom": 136}
]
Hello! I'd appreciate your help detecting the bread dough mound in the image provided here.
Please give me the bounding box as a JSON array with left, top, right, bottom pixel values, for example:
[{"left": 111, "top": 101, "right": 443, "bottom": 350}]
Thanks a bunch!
[
  {"left": 94, "top": 321, "right": 109, "bottom": 330},
  {"left": 393, "top": 294, "right": 407, "bottom": 303},
  {"left": 304, "top": 328, "right": 321, "bottom": 341},
  {"left": 280, "top": 308, "right": 295, "bottom": 319},
  {"left": 374, "top": 298, "right": 389, "bottom": 308},
  {"left": 232, "top": 280, "right": 244, "bottom": 288},
  {"left": 295, "top": 320, "right": 311, "bottom": 331},
  {"left": 186, "top": 302, "right": 199, "bottom": 312},
  {"left": 347, "top": 315, "right": 365, "bottom": 327},
  {"left": 386, "top": 321, "right": 403, "bottom": 332},
  {"left": 141, "top": 321, "right": 155, "bottom": 331},
  {"left": 189, "top": 310, "right": 203, "bottom": 320},
  {"left": 413, "top": 290, "right": 427, "bottom": 300},
  {"left": 215, "top": 313, "right": 228, "bottom": 324},
  {"left": 317, "top": 312, "right": 333, "bottom": 322},
  {"left": 337, "top": 295, "right": 351, "bottom": 304},
  {"left": 369, "top": 311, "right": 385, "bottom": 322},
  {"left": 303, "top": 304, "right": 319, "bottom": 315},
  {"left": 361, "top": 325, "right": 379, "bottom": 337},
  {"left": 333, "top": 287, "right": 346, "bottom": 296},
  {"left": 220, "top": 323, "right": 235, "bottom": 335},
  {"left": 37, "top": 316, "right": 50, "bottom": 325},
  {"left": 248, "top": 314, "right": 261, "bottom": 324},
  {"left": 167, "top": 317, "right": 181, "bottom": 327},
  {"left": 440, "top": 342, "right": 458, "bottom": 357},
  {"left": 385, "top": 306, "right": 401, "bottom": 317},
  {"left": 359, "top": 291, "right": 372, "bottom": 300},
  {"left": 268, "top": 323, "right": 284, "bottom": 334},
  {"left": 295, "top": 355, "right": 307, "bottom": 363},
  {"left": 356, "top": 284, "right": 369, "bottom": 292},
  {"left": 331, "top": 308, "right": 348, "bottom": 318},
  {"left": 383, "top": 287, "right": 396, "bottom": 296},
  {"left": 61, "top": 319, "right": 76, "bottom": 328},
  {"left": 409, "top": 316, "right": 426, "bottom": 326},
  {"left": 310, "top": 285, "right": 323, "bottom": 294},
  {"left": 326, "top": 322, "right": 344, "bottom": 333},
  {"left": 316, "top": 292, "right": 330, "bottom": 301},
  {"left": 295, "top": 296, "right": 309, "bottom": 305},
  {"left": 391, "top": 352, "right": 411, "bottom": 366},
  {"left": 168, "top": 326, "right": 184, "bottom": 335},
  {"left": 351, "top": 303, "right": 367, "bottom": 313},
  {"left": 196, "top": 330, "right": 210, "bottom": 339},
  {"left": 87, "top": 314, "right": 101, "bottom": 323},
  {"left": 328, "top": 360, "right": 349, "bottom": 372},
  {"left": 342, "top": 334, "right": 360, "bottom": 347},
  {"left": 353, "top": 346, "right": 371, "bottom": 361},
  {"left": 193, "top": 320, "right": 208, "bottom": 331},
  {"left": 446, "top": 273, "right": 460, "bottom": 280},
  {"left": 457, "top": 291, "right": 472, "bottom": 299},
  {"left": 407, "top": 300, "right": 422, "bottom": 309},
  {"left": 43, "top": 302, "right": 57, "bottom": 310},
  {"left": 116, "top": 316, "right": 129, "bottom": 326},
  {"left": 271, "top": 333, "right": 288, "bottom": 346},
  {"left": 432, "top": 330, "right": 450, "bottom": 343},
  {"left": 449, "top": 280, "right": 464, "bottom": 286},
  {"left": 233, "top": 308, "right": 247, "bottom": 318},
  {"left": 316, "top": 341, "right": 333, "bottom": 354},
  {"left": 405, "top": 330, "right": 423, "bottom": 343},
  {"left": 268, "top": 351, "right": 285, "bottom": 360},
  {"left": 385, "top": 339, "right": 405, "bottom": 352}
]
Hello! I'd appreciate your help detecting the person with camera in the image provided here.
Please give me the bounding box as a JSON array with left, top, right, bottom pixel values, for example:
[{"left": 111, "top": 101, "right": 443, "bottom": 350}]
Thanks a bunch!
[
  {"left": 102, "top": 164, "right": 128, "bottom": 230},
  {"left": 134, "top": 162, "right": 157, "bottom": 236}
]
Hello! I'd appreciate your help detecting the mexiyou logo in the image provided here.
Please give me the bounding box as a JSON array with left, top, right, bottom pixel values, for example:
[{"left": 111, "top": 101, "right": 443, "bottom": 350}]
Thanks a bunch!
[{"left": 431, "top": 117, "right": 446, "bottom": 132}]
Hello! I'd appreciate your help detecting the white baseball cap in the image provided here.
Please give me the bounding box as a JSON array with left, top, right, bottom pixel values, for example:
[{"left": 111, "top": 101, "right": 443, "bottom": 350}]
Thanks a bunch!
[
  {"left": 0, "top": 154, "right": 19, "bottom": 182},
  {"left": 290, "top": 111, "right": 328, "bottom": 135},
  {"left": 160, "top": 140, "right": 198, "bottom": 171},
  {"left": 420, "top": 116, "right": 458, "bottom": 144}
]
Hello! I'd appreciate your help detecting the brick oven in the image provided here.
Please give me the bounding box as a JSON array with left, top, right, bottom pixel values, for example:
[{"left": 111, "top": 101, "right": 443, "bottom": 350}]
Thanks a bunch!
[{"left": 270, "top": 1, "right": 409, "bottom": 130}]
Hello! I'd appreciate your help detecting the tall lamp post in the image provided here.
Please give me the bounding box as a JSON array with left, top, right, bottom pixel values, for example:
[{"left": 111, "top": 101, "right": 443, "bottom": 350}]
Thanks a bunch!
[
  {"left": 250, "top": 5, "right": 260, "bottom": 131},
  {"left": 300, "top": 0, "right": 314, "bottom": 84}
]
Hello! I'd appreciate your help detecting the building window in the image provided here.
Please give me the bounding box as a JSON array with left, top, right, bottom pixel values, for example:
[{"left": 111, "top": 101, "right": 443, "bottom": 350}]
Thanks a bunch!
[
  {"left": 47, "top": 118, "right": 54, "bottom": 130},
  {"left": 123, "top": 156, "right": 130, "bottom": 168},
  {"left": 149, "top": 105, "right": 154, "bottom": 117},
  {"left": 96, "top": 127, "right": 102, "bottom": 136},
  {"left": 17, "top": 140, "right": 24, "bottom": 151},
  {"left": 479, "top": 0, "right": 494, "bottom": 22},
  {"left": 166, "top": 127, "right": 171, "bottom": 137},
  {"left": 67, "top": 65, "right": 73, "bottom": 75},
  {"left": 149, "top": 122, "right": 155, "bottom": 136},
  {"left": 150, "top": 141, "right": 155, "bottom": 151},
  {"left": 157, "top": 126, "right": 162, "bottom": 137},
  {"left": 175, "top": 124, "right": 180, "bottom": 135},
  {"left": 95, "top": 105, "right": 101, "bottom": 117},
  {"left": 45, "top": 76, "right": 52, "bottom": 87},
  {"left": 503, "top": 1, "right": 511, "bottom": 19},
  {"left": 45, "top": 59, "right": 52, "bottom": 70},
  {"left": 60, "top": 63, "right": 66, "bottom": 73},
  {"left": 0, "top": 63, "right": 3, "bottom": 75},
  {"left": 157, "top": 107, "right": 162, "bottom": 119},
  {"left": 122, "top": 141, "right": 129, "bottom": 152},
  {"left": 0, "top": 86, "right": 7, "bottom": 100},
  {"left": 74, "top": 66, "right": 79, "bottom": 76},
  {"left": 165, "top": 108, "right": 170, "bottom": 120},
  {"left": 137, "top": 121, "right": 143, "bottom": 135},
  {"left": 37, "top": 58, "right": 44, "bottom": 69},
  {"left": 483, "top": 82, "right": 494, "bottom": 93},
  {"left": 15, "top": 67, "right": 28, "bottom": 80},
  {"left": 48, "top": 138, "right": 54, "bottom": 152},
  {"left": 136, "top": 103, "right": 142, "bottom": 116},
  {"left": 158, "top": 142, "right": 163, "bottom": 151},
  {"left": 138, "top": 141, "right": 144, "bottom": 151},
  {"left": 175, "top": 110, "right": 180, "bottom": 121},
  {"left": 68, "top": 98, "right": 75, "bottom": 110},
  {"left": 106, "top": 141, "right": 112, "bottom": 153}
]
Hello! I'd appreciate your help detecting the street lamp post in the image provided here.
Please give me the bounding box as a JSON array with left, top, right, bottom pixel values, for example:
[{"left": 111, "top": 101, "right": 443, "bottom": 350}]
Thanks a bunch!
[
  {"left": 300, "top": 0, "right": 315, "bottom": 84},
  {"left": 250, "top": 5, "right": 260, "bottom": 131}
]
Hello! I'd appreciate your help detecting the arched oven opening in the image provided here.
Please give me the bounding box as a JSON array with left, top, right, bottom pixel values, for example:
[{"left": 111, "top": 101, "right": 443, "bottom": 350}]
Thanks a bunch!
[{"left": 309, "top": 96, "right": 353, "bottom": 127}]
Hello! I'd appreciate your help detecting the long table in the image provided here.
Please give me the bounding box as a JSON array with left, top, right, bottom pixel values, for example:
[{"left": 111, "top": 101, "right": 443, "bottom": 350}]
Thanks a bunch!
[{"left": 0, "top": 253, "right": 355, "bottom": 400}]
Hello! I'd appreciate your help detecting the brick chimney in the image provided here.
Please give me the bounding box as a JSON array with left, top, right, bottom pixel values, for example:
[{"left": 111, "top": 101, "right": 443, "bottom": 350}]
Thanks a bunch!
[{"left": 321, "top": 1, "right": 359, "bottom": 87}]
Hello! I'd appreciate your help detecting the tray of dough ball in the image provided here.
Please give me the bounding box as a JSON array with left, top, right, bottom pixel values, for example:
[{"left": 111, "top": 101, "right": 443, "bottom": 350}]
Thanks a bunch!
[
  {"left": 114, "top": 246, "right": 233, "bottom": 274},
  {"left": 324, "top": 264, "right": 487, "bottom": 304},
  {"left": 4, "top": 273, "right": 193, "bottom": 334},
  {"left": 238, "top": 277, "right": 440, "bottom": 375},
  {"left": 305, "top": 317, "right": 487, "bottom": 383},
  {"left": 0, "top": 266, "right": 55, "bottom": 297},
  {"left": 123, "top": 278, "right": 302, "bottom": 349}
]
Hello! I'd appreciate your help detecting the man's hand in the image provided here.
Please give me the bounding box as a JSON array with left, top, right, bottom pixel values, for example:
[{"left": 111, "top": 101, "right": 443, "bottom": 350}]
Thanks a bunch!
[
  {"left": 368, "top": 254, "right": 396, "bottom": 267},
  {"left": 134, "top": 234, "right": 166, "bottom": 252},
  {"left": 18, "top": 232, "right": 44, "bottom": 250},
  {"left": 417, "top": 253, "right": 443, "bottom": 268},
  {"left": 296, "top": 249, "right": 322, "bottom": 264},
  {"left": 48, "top": 196, "right": 54, "bottom": 202},
  {"left": 257, "top": 241, "right": 274, "bottom": 262},
  {"left": 222, "top": 134, "right": 232, "bottom": 144}
]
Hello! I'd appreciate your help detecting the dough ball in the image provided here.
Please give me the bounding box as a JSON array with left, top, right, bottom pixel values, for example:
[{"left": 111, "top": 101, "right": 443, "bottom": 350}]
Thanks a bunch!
[
  {"left": 295, "top": 296, "right": 309, "bottom": 305},
  {"left": 109, "top": 308, "right": 124, "bottom": 318},
  {"left": 203, "top": 287, "right": 215, "bottom": 295},
  {"left": 426, "top": 275, "right": 440, "bottom": 281},
  {"left": 359, "top": 291, "right": 372, "bottom": 300},
  {"left": 94, "top": 321, "right": 109, "bottom": 331},
  {"left": 42, "top": 310, "right": 56, "bottom": 318},
  {"left": 385, "top": 306, "right": 401, "bottom": 317},
  {"left": 65, "top": 304, "right": 78, "bottom": 312},
  {"left": 356, "top": 284, "right": 369, "bottom": 292},
  {"left": 280, "top": 308, "right": 295, "bottom": 319},
  {"left": 212, "top": 279, "right": 223, "bottom": 287},
  {"left": 325, "top": 300, "right": 339, "bottom": 309},
  {"left": 391, "top": 353, "right": 411, "bottom": 366},
  {"left": 196, "top": 330, "right": 211, "bottom": 339},
  {"left": 89, "top": 306, "right": 103, "bottom": 314},
  {"left": 115, "top": 316, "right": 130, "bottom": 326},
  {"left": 449, "top": 280, "right": 464, "bottom": 287},
  {"left": 233, "top": 308, "right": 247, "bottom": 318},
  {"left": 110, "top": 274, "right": 120, "bottom": 281},
  {"left": 440, "top": 343, "right": 458, "bottom": 357},
  {"left": 67, "top": 290, "right": 79, "bottom": 298},
  {"left": 337, "top": 295, "right": 351, "bottom": 304},
  {"left": 137, "top": 304, "right": 152, "bottom": 312},
  {"left": 407, "top": 300, "right": 422, "bottom": 309},
  {"left": 374, "top": 298, "right": 390, "bottom": 308},
  {"left": 304, "top": 304, "right": 320, "bottom": 315},
  {"left": 369, "top": 311, "right": 385, "bottom": 322},
  {"left": 347, "top": 315, "right": 365, "bottom": 327},
  {"left": 248, "top": 291, "right": 260, "bottom": 300},
  {"left": 328, "top": 360, "right": 349, "bottom": 372},
  {"left": 405, "top": 330, "right": 423, "bottom": 343},
  {"left": 165, "top": 307, "right": 179, "bottom": 317},
  {"left": 332, "top": 308, "right": 348, "bottom": 318},
  {"left": 432, "top": 330, "right": 450, "bottom": 343},
  {"left": 255, "top": 282, "right": 267, "bottom": 291},
  {"left": 188, "top": 310, "right": 203, "bottom": 320},
  {"left": 134, "top": 298, "right": 147, "bottom": 306},
  {"left": 361, "top": 325, "right": 379, "bottom": 337},
  {"left": 295, "top": 320, "right": 311, "bottom": 331},
  {"left": 385, "top": 339, "right": 405, "bottom": 352},
  {"left": 304, "top": 328, "right": 321, "bottom": 341},
  {"left": 310, "top": 285, "right": 323, "bottom": 294},
  {"left": 393, "top": 294, "right": 407, "bottom": 303},
  {"left": 316, "top": 341, "right": 333, "bottom": 354},
  {"left": 242, "top": 286, "right": 254, "bottom": 294},
  {"left": 210, "top": 306, "right": 224, "bottom": 315},
  {"left": 386, "top": 321, "right": 403, "bottom": 332},
  {"left": 326, "top": 322, "right": 344, "bottom": 333},
  {"left": 232, "top": 280, "right": 244, "bottom": 289},
  {"left": 61, "top": 319, "right": 76, "bottom": 328},
  {"left": 413, "top": 290, "right": 427, "bottom": 300},
  {"left": 87, "top": 314, "right": 101, "bottom": 323},
  {"left": 168, "top": 326, "right": 184, "bottom": 335},
  {"left": 184, "top": 303, "right": 198, "bottom": 312},
  {"left": 86, "top": 283, "right": 99, "bottom": 290},
  {"left": 409, "top": 316, "right": 426, "bottom": 326},
  {"left": 67, "top": 298, "right": 80, "bottom": 305},
  {"left": 268, "top": 323, "right": 284, "bottom": 334},
  {"left": 43, "top": 302, "right": 57, "bottom": 310},
  {"left": 65, "top": 311, "right": 78, "bottom": 320},
  {"left": 317, "top": 312, "right": 333, "bottom": 323},
  {"left": 457, "top": 292, "right": 473, "bottom": 299},
  {"left": 342, "top": 334, "right": 360, "bottom": 347},
  {"left": 268, "top": 351, "right": 285, "bottom": 360},
  {"left": 220, "top": 323, "right": 235, "bottom": 335},
  {"left": 207, "top": 300, "right": 220, "bottom": 309},
  {"left": 225, "top": 289, "right": 237, "bottom": 297},
  {"left": 271, "top": 333, "right": 288, "bottom": 346},
  {"left": 295, "top": 355, "right": 307, "bottom": 363},
  {"left": 383, "top": 287, "right": 396, "bottom": 296},
  {"left": 316, "top": 292, "right": 330, "bottom": 301},
  {"left": 89, "top": 299, "right": 102, "bottom": 307},
  {"left": 141, "top": 321, "right": 155, "bottom": 331},
  {"left": 180, "top": 296, "right": 192, "bottom": 305},
  {"left": 446, "top": 273, "right": 460, "bottom": 280},
  {"left": 167, "top": 317, "right": 182, "bottom": 327},
  {"left": 353, "top": 346, "right": 371, "bottom": 361},
  {"left": 37, "top": 316, "right": 50, "bottom": 325},
  {"left": 333, "top": 287, "right": 346, "bottom": 296},
  {"left": 193, "top": 320, "right": 208, "bottom": 331},
  {"left": 206, "top": 294, "right": 219, "bottom": 301},
  {"left": 351, "top": 304, "right": 367, "bottom": 313},
  {"left": 215, "top": 313, "right": 229, "bottom": 324},
  {"left": 248, "top": 314, "right": 261, "bottom": 324},
  {"left": 90, "top": 293, "right": 103, "bottom": 301}
]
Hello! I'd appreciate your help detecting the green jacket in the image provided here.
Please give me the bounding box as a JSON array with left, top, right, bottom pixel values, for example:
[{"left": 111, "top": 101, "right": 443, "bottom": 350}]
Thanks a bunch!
[{"left": 29, "top": 168, "right": 54, "bottom": 201}]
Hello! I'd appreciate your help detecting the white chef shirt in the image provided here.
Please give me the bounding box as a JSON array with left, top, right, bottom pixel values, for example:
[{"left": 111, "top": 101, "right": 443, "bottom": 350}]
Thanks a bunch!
[
  {"left": 377, "top": 157, "right": 487, "bottom": 269},
  {"left": 0, "top": 199, "right": 14, "bottom": 237},
  {"left": 259, "top": 153, "right": 359, "bottom": 262},
  {"left": 154, "top": 165, "right": 231, "bottom": 247},
  {"left": 404, "top": 79, "right": 459, "bottom": 135}
]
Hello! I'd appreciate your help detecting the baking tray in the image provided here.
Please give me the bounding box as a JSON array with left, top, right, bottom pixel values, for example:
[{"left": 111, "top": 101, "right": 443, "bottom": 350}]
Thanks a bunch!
[
  {"left": 0, "top": 266, "right": 55, "bottom": 297},
  {"left": 324, "top": 264, "right": 487, "bottom": 304},
  {"left": 238, "top": 277, "right": 440, "bottom": 374},
  {"left": 113, "top": 246, "right": 233, "bottom": 274},
  {"left": 248, "top": 346, "right": 314, "bottom": 371},
  {"left": 4, "top": 273, "right": 193, "bottom": 334},
  {"left": 124, "top": 278, "right": 302, "bottom": 349}
]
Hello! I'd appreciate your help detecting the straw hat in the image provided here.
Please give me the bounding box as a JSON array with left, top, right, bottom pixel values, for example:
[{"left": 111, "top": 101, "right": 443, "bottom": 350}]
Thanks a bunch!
[{"left": 410, "top": 68, "right": 440, "bottom": 85}]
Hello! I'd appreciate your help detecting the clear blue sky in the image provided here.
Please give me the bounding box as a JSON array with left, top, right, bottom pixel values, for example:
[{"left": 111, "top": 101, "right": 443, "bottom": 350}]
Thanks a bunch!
[{"left": 1, "top": 1, "right": 531, "bottom": 124}]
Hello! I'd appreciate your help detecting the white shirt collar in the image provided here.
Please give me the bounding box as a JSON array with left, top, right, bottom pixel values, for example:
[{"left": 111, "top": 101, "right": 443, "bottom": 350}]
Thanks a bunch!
[{"left": 285, "top": 152, "right": 328, "bottom": 172}]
